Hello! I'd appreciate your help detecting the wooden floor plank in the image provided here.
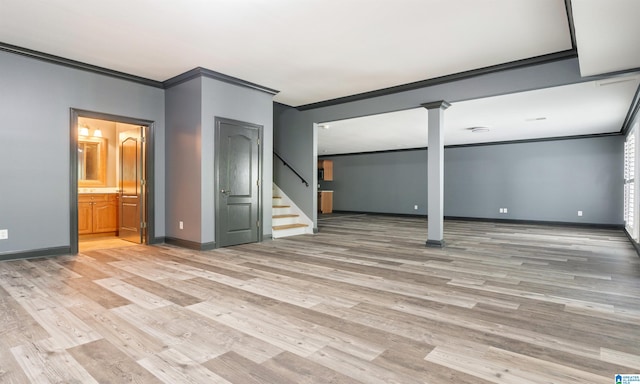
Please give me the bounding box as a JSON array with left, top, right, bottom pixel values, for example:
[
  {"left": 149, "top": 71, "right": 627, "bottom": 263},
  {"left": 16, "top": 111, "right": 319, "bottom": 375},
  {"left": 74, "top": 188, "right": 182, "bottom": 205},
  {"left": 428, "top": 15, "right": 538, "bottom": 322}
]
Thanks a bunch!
[
  {"left": 67, "top": 300, "right": 166, "bottom": 361},
  {"left": 260, "top": 351, "right": 363, "bottom": 384},
  {"left": 122, "top": 275, "right": 203, "bottom": 307},
  {"left": 63, "top": 276, "right": 132, "bottom": 309},
  {"left": 94, "top": 277, "right": 173, "bottom": 309},
  {"left": 0, "top": 285, "right": 49, "bottom": 348},
  {"left": 10, "top": 340, "right": 99, "bottom": 384},
  {"left": 309, "top": 346, "right": 424, "bottom": 384},
  {"left": 137, "top": 348, "right": 231, "bottom": 384},
  {"left": 0, "top": 342, "right": 31, "bottom": 384},
  {"left": 17, "top": 300, "right": 102, "bottom": 349},
  {"left": 425, "top": 344, "right": 611, "bottom": 384},
  {"left": 203, "top": 351, "right": 297, "bottom": 384},
  {"left": 67, "top": 338, "right": 162, "bottom": 383}
]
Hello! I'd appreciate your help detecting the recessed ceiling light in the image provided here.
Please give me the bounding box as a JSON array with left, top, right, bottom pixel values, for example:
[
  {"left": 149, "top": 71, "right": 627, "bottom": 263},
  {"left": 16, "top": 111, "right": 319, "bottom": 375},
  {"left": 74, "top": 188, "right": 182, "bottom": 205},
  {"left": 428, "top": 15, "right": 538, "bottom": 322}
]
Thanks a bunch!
[{"left": 470, "top": 127, "right": 490, "bottom": 133}]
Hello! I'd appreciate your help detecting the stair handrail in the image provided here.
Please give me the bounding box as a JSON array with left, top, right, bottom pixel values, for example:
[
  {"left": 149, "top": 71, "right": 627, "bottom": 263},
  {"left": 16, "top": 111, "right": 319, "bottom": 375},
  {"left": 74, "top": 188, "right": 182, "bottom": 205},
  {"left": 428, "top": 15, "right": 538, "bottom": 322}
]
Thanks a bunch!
[{"left": 274, "top": 151, "right": 309, "bottom": 187}]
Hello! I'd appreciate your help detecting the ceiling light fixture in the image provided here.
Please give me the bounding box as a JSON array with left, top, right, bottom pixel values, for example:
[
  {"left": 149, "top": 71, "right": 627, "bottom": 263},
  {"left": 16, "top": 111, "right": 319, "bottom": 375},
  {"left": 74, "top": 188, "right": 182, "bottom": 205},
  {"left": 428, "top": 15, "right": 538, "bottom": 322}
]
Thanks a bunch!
[
  {"left": 596, "top": 76, "right": 638, "bottom": 87},
  {"left": 321, "top": 124, "right": 330, "bottom": 130}
]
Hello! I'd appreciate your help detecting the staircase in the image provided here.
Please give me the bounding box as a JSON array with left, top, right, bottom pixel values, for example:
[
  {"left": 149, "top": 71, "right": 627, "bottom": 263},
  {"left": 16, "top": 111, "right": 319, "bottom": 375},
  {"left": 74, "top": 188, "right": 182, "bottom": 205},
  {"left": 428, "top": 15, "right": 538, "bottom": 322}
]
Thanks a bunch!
[{"left": 272, "top": 184, "right": 313, "bottom": 238}]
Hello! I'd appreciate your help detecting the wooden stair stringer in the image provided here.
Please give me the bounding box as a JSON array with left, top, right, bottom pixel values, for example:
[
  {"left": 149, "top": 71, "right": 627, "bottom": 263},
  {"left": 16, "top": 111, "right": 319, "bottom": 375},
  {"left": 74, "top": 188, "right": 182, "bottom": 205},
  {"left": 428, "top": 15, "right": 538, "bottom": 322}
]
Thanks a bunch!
[{"left": 271, "top": 184, "right": 314, "bottom": 238}]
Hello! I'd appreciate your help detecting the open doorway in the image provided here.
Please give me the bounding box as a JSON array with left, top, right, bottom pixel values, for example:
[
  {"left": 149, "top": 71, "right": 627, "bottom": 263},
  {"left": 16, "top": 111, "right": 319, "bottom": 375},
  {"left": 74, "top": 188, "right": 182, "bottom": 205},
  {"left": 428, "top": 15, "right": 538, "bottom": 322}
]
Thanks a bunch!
[{"left": 70, "top": 109, "right": 154, "bottom": 254}]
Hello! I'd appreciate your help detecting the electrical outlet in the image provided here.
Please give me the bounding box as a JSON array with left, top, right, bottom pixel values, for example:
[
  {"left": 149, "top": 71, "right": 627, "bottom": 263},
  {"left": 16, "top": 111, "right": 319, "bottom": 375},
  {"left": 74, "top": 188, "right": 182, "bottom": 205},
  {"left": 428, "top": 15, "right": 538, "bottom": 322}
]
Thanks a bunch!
[
  {"left": 499, "top": 208, "right": 504, "bottom": 213},
  {"left": 504, "top": 208, "right": 508, "bottom": 213},
  {"left": 414, "top": 205, "right": 418, "bottom": 210},
  {"left": 179, "top": 221, "right": 184, "bottom": 230},
  {"left": 0, "top": 229, "right": 8, "bottom": 240},
  {"left": 578, "top": 211, "right": 583, "bottom": 217}
]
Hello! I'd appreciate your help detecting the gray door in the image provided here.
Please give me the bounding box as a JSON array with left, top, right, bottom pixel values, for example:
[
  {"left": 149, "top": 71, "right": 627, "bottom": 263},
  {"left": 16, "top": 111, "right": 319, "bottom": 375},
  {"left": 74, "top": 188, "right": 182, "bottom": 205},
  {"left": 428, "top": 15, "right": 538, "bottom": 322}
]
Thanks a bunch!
[
  {"left": 119, "top": 129, "right": 144, "bottom": 243},
  {"left": 215, "top": 118, "right": 261, "bottom": 247}
]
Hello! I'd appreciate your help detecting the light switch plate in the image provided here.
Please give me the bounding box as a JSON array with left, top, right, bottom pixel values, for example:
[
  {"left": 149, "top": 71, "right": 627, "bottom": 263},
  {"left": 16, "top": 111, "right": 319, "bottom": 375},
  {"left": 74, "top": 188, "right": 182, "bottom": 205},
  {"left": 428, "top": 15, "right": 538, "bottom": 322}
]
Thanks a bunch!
[{"left": 0, "top": 229, "right": 8, "bottom": 240}]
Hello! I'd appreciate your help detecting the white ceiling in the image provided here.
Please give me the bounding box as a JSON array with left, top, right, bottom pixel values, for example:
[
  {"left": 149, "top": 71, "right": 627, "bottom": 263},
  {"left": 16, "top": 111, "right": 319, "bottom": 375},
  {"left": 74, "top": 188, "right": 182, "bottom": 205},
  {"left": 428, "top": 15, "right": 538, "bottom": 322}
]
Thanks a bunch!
[
  {"left": 572, "top": 0, "right": 640, "bottom": 77},
  {"left": 0, "top": 0, "right": 573, "bottom": 106},
  {"left": 318, "top": 76, "right": 640, "bottom": 154},
  {"left": 1, "top": 0, "right": 639, "bottom": 153}
]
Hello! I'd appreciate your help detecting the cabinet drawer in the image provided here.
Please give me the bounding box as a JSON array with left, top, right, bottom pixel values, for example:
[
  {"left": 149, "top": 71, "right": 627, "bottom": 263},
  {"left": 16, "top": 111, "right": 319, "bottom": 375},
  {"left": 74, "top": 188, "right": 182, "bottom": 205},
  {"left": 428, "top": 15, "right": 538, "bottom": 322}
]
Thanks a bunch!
[
  {"left": 79, "top": 194, "right": 95, "bottom": 203},
  {"left": 318, "top": 191, "right": 333, "bottom": 213},
  {"left": 79, "top": 193, "right": 114, "bottom": 202}
]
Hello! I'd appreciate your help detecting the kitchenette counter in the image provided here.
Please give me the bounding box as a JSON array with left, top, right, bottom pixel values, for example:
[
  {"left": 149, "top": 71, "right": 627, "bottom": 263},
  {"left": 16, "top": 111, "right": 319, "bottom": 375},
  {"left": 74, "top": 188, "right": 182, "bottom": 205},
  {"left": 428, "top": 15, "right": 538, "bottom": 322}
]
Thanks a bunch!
[{"left": 318, "top": 190, "right": 333, "bottom": 214}]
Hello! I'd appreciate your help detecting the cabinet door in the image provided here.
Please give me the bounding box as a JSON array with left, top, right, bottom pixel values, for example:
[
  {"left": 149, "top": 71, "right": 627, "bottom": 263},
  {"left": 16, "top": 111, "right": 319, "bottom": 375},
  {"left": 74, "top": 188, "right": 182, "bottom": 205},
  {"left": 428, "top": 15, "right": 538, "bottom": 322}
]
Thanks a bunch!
[
  {"left": 322, "top": 160, "right": 333, "bottom": 181},
  {"left": 318, "top": 160, "right": 333, "bottom": 181},
  {"left": 78, "top": 202, "right": 93, "bottom": 235},
  {"left": 319, "top": 192, "right": 333, "bottom": 213},
  {"left": 93, "top": 199, "right": 118, "bottom": 233}
]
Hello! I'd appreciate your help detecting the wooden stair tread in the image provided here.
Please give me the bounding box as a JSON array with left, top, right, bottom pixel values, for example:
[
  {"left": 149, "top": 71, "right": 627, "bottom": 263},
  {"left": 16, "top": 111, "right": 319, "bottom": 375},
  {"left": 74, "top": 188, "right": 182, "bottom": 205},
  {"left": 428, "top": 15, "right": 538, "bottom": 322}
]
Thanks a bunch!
[
  {"left": 273, "top": 223, "right": 308, "bottom": 230},
  {"left": 273, "top": 205, "right": 290, "bottom": 208},
  {"left": 273, "top": 214, "right": 299, "bottom": 219}
]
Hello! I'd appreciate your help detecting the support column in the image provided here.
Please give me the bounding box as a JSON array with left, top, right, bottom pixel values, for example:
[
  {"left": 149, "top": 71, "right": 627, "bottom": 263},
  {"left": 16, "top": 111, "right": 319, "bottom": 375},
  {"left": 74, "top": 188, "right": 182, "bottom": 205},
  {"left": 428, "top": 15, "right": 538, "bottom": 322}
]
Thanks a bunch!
[{"left": 422, "top": 101, "right": 450, "bottom": 248}]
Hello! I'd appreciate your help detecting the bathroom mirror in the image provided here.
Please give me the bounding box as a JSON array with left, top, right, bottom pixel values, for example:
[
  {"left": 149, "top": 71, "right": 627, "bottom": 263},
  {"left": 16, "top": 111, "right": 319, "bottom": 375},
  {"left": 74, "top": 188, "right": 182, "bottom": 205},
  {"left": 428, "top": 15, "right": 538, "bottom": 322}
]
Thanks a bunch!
[{"left": 78, "top": 137, "right": 107, "bottom": 186}]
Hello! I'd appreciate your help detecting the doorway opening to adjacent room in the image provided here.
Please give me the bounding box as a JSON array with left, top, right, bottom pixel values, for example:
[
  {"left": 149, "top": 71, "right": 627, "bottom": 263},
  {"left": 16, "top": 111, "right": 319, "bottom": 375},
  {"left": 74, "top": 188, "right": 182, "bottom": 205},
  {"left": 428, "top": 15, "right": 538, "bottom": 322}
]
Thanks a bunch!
[{"left": 70, "top": 109, "right": 155, "bottom": 254}]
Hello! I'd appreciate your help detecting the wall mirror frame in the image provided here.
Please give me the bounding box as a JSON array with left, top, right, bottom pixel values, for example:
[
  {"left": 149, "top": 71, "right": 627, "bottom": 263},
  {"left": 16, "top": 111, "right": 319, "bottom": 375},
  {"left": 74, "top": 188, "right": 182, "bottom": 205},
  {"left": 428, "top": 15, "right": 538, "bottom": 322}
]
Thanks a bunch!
[{"left": 78, "top": 137, "right": 107, "bottom": 187}]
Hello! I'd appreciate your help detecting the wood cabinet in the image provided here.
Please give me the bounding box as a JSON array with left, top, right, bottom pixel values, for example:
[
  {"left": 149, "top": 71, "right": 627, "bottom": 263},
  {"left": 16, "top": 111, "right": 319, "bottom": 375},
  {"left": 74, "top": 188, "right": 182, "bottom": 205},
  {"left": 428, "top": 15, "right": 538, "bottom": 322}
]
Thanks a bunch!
[
  {"left": 318, "top": 191, "right": 333, "bottom": 214},
  {"left": 318, "top": 160, "right": 333, "bottom": 181},
  {"left": 78, "top": 199, "right": 93, "bottom": 234},
  {"left": 78, "top": 194, "right": 118, "bottom": 235}
]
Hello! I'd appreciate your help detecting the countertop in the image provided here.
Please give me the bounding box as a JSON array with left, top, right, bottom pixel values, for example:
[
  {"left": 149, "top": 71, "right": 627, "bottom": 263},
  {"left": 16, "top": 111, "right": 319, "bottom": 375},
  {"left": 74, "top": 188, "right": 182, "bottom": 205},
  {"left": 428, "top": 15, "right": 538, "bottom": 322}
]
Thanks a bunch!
[{"left": 79, "top": 188, "right": 119, "bottom": 194}]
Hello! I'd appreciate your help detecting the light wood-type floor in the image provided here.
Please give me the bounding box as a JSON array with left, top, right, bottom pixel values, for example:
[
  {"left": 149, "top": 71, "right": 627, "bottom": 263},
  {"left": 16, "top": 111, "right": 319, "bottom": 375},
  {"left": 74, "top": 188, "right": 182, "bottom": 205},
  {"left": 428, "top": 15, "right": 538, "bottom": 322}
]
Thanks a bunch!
[
  {"left": 79, "top": 234, "right": 138, "bottom": 252},
  {"left": 1, "top": 215, "right": 639, "bottom": 383}
]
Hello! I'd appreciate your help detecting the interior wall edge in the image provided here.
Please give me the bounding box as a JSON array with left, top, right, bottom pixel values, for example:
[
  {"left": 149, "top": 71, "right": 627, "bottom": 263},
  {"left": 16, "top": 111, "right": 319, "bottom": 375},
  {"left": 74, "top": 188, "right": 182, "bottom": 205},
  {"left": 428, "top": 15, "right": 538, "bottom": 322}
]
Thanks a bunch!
[
  {"left": 165, "top": 237, "right": 215, "bottom": 251},
  {"left": 0, "top": 246, "right": 71, "bottom": 262},
  {"left": 623, "top": 228, "right": 640, "bottom": 258},
  {"left": 0, "top": 41, "right": 163, "bottom": 88},
  {"left": 328, "top": 210, "right": 624, "bottom": 229},
  {"left": 150, "top": 236, "right": 165, "bottom": 245},
  {"left": 295, "top": 50, "right": 579, "bottom": 111}
]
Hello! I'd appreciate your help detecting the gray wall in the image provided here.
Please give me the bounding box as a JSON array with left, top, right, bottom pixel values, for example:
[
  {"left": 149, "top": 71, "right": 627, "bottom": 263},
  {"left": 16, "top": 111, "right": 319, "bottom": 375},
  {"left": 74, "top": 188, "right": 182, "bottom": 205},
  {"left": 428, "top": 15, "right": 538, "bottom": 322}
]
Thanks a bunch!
[
  {"left": 165, "top": 78, "right": 202, "bottom": 243},
  {"left": 0, "top": 50, "right": 165, "bottom": 256},
  {"left": 201, "top": 77, "right": 274, "bottom": 243},
  {"left": 165, "top": 76, "right": 274, "bottom": 246},
  {"left": 320, "top": 150, "right": 428, "bottom": 215},
  {"left": 322, "top": 136, "right": 624, "bottom": 225},
  {"left": 274, "top": 57, "right": 591, "bottom": 224},
  {"left": 274, "top": 102, "right": 314, "bottom": 216}
]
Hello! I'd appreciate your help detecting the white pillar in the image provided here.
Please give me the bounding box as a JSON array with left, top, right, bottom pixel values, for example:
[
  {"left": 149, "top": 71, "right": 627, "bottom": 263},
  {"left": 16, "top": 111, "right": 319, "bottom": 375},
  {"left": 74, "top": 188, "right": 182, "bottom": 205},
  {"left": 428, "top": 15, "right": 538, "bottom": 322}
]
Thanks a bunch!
[{"left": 422, "top": 101, "right": 450, "bottom": 248}]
